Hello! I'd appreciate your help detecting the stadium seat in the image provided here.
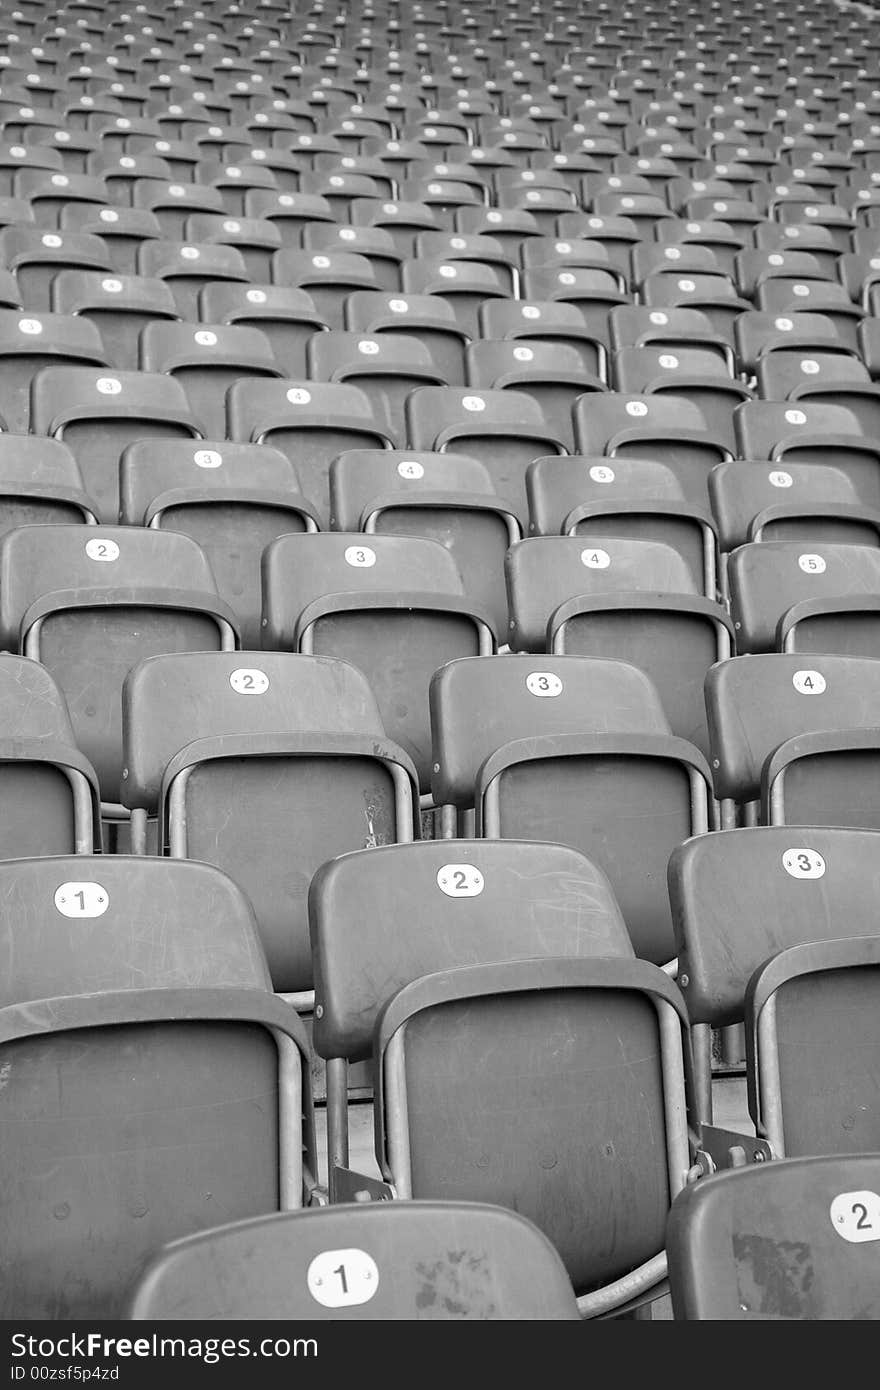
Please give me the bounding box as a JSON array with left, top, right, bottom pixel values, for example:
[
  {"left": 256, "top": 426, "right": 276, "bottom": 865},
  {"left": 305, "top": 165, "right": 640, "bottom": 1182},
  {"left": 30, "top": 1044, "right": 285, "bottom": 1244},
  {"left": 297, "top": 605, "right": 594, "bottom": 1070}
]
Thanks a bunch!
[
  {"left": 51, "top": 270, "right": 180, "bottom": 373},
  {"left": 0, "top": 225, "right": 111, "bottom": 310},
  {"left": 139, "top": 319, "right": 284, "bottom": 440},
  {"left": 200, "top": 281, "right": 328, "bottom": 379},
  {"left": 344, "top": 289, "right": 469, "bottom": 385},
  {"left": 733, "top": 400, "right": 880, "bottom": 504},
  {"left": 306, "top": 330, "right": 446, "bottom": 444},
  {"left": 479, "top": 297, "right": 609, "bottom": 381},
  {"left": 727, "top": 541, "right": 880, "bottom": 655},
  {"left": 137, "top": 239, "right": 250, "bottom": 321},
  {"left": 0, "top": 307, "right": 107, "bottom": 432},
  {"left": 709, "top": 461, "right": 879, "bottom": 553},
  {"left": 120, "top": 651, "right": 419, "bottom": 997},
  {"left": 272, "top": 247, "right": 380, "bottom": 329}
]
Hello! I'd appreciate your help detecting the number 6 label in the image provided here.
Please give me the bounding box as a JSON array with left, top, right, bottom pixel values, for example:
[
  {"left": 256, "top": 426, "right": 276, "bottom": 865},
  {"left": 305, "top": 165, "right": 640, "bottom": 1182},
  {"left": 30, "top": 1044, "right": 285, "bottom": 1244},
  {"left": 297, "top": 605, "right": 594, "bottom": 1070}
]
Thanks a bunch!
[
  {"left": 54, "top": 882, "right": 109, "bottom": 918},
  {"left": 307, "top": 1248, "right": 379, "bottom": 1307},
  {"left": 830, "top": 1190, "right": 880, "bottom": 1243},
  {"left": 437, "top": 864, "right": 484, "bottom": 897}
]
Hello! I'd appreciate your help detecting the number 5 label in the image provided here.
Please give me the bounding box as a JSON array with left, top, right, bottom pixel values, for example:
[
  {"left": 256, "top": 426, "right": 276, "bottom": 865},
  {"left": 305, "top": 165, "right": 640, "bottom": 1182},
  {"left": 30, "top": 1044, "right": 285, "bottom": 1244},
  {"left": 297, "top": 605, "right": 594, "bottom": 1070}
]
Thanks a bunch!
[
  {"left": 307, "top": 1248, "right": 379, "bottom": 1306},
  {"left": 830, "top": 1190, "right": 880, "bottom": 1243}
]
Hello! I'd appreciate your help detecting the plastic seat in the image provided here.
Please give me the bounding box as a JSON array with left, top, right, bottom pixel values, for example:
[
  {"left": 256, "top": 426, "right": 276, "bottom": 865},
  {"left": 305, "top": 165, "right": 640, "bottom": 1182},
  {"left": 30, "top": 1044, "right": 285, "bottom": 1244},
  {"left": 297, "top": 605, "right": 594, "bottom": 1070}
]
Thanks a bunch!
[
  {"left": 0, "top": 653, "right": 100, "bottom": 856},
  {"left": 0, "top": 226, "right": 111, "bottom": 311},
  {"left": 728, "top": 540, "right": 880, "bottom": 655},
  {"left": 349, "top": 198, "right": 442, "bottom": 257},
  {"left": 753, "top": 220, "right": 844, "bottom": 278},
  {"left": 574, "top": 393, "right": 732, "bottom": 470},
  {"left": 309, "top": 842, "right": 695, "bottom": 1315},
  {"left": 139, "top": 320, "right": 283, "bottom": 441},
  {"left": 744, "top": 934, "right": 880, "bottom": 1158},
  {"left": 667, "top": 1154, "right": 880, "bottom": 1319},
  {"left": 51, "top": 270, "right": 180, "bottom": 373},
  {"left": 344, "top": 289, "right": 469, "bottom": 385},
  {"left": 302, "top": 221, "right": 403, "bottom": 292},
  {"left": 13, "top": 169, "right": 108, "bottom": 233},
  {"left": 430, "top": 654, "right": 713, "bottom": 965},
  {"left": 262, "top": 533, "right": 496, "bottom": 790},
  {"left": 611, "top": 345, "right": 750, "bottom": 454},
  {"left": 200, "top": 281, "right": 328, "bottom": 379},
  {"left": 506, "top": 535, "right": 729, "bottom": 756},
  {"left": 120, "top": 439, "right": 318, "bottom": 647},
  {"left": 639, "top": 271, "right": 751, "bottom": 345},
  {"left": 272, "top": 248, "right": 380, "bottom": 330},
  {"left": 59, "top": 204, "right": 164, "bottom": 276},
  {"left": 0, "top": 851, "right": 312, "bottom": 1319},
  {"left": 608, "top": 306, "right": 734, "bottom": 373},
  {"left": 0, "top": 308, "right": 107, "bottom": 433},
  {"left": 519, "top": 264, "right": 627, "bottom": 350},
  {"left": 414, "top": 231, "right": 517, "bottom": 296},
  {"left": 734, "top": 310, "right": 860, "bottom": 379},
  {"left": 709, "top": 461, "right": 877, "bottom": 553},
  {"left": 120, "top": 651, "right": 419, "bottom": 997},
  {"left": 306, "top": 330, "right": 446, "bottom": 445},
  {"left": 479, "top": 297, "right": 609, "bottom": 381},
  {"left": 0, "top": 523, "right": 238, "bottom": 808},
  {"left": 30, "top": 365, "right": 202, "bottom": 524},
  {"left": 184, "top": 212, "right": 282, "bottom": 282},
  {"left": 126, "top": 1199, "right": 583, "bottom": 1320},
  {"left": 400, "top": 257, "right": 512, "bottom": 341},
  {"left": 754, "top": 278, "right": 864, "bottom": 352},
  {"left": 556, "top": 211, "right": 641, "bottom": 280},
  {"left": 136, "top": 240, "right": 249, "bottom": 322},
  {"left": 466, "top": 339, "right": 604, "bottom": 450},
  {"left": 734, "top": 247, "right": 833, "bottom": 300},
  {"left": 733, "top": 400, "right": 880, "bottom": 504},
  {"left": 706, "top": 651, "right": 880, "bottom": 833},
  {"left": 405, "top": 385, "right": 567, "bottom": 521},
  {"left": 454, "top": 205, "right": 543, "bottom": 261},
  {"left": 226, "top": 377, "right": 394, "bottom": 526}
]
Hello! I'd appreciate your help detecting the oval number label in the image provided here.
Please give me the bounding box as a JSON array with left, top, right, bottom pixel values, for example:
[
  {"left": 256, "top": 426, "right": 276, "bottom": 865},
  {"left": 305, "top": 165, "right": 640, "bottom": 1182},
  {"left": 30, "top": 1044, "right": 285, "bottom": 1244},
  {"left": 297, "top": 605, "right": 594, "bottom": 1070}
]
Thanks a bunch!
[
  {"left": 782, "top": 849, "right": 826, "bottom": 879},
  {"left": 792, "top": 670, "right": 826, "bottom": 695},
  {"left": 55, "top": 882, "right": 109, "bottom": 918},
  {"left": 437, "top": 864, "right": 484, "bottom": 897},
  {"left": 307, "top": 1248, "right": 379, "bottom": 1307},
  {"left": 230, "top": 668, "right": 269, "bottom": 695},
  {"left": 526, "top": 672, "right": 563, "bottom": 697},
  {"left": 798, "top": 553, "right": 826, "bottom": 573},
  {"left": 345, "top": 545, "right": 376, "bottom": 567},
  {"left": 830, "top": 1191, "right": 880, "bottom": 1243},
  {"left": 86, "top": 538, "right": 119, "bottom": 562},
  {"left": 581, "top": 548, "right": 610, "bottom": 569}
]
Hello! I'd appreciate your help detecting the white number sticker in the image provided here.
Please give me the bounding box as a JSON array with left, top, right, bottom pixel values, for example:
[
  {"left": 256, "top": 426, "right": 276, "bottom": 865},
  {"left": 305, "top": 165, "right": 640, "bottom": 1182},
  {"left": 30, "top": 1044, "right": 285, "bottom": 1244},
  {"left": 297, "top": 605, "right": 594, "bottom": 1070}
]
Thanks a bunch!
[
  {"left": 625, "top": 400, "right": 648, "bottom": 417},
  {"left": 521, "top": 305, "right": 540, "bottom": 319},
  {"left": 581, "top": 548, "right": 610, "bottom": 569},
  {"left": 397, "top": 460, "right": 424, "bottom": 479},
  {"left": 307, "top": 1248, "right": 379, "bottom": 1308},
  {"left": 54, "top": 882, "right": 109, "bottom": 918},
  {"left": 649, "top": 311, "right": 668, "bottom": 325},
  {"left": 792, "top": 670, "right": 826, "bottom": 695},
  {"left": 345, "top": 545, "right": 375, "bottom": 567},
  {"left": 769, "top": 470, "right": 793, "bottom": 488},
  {"left": 658, "top": 353, "right": 679, "bottom": 369},
  {"left": 388, "top": 298, "right": 408, "bottom": 313},
  {"left": 229, "top": 668, "right": 269, "bottom": 694},
  {"left": 462, "top": 395, "right": 485, "bottom": 412},
  {"left": 41, "top": 234, "right": 62, "bottom": 248},
  {"left": 782, "top": 848, "right": 826, "bottom": 879},
  {"left": 526, "top": 672, "right": 563, "bottom": 697},
  {"left": 194, "top": 329, "right": 217, "bottom": 346},
  {"left": 194, "top": 449, "right": 222, "bottom": 469},
  {"left": 785, "top": 409, "right": 807, "bottom": 426},
  {"left": 589, "top": 465, "right": 615, "bottom": 483},
  {"left": 513, "top": 345, "right": 534, "bottom": 362},
  {"left": 830, "top": 1191, "right": 880, "bottom": 1243},
  {"left": 800, "top": 359, "right": 819, "bottom": 374},
  {"left": 247, "top": 289, "right": 267, "bottom": 304},
  {"left": 437, "top": 864, "right": 484, "bottom": 897},
  {"left": 96, "top": 377, "right": 121, "bottom": 395},
  {"left": 799, "top": 553, "right": 826, "bottom": 573},
  {"left": 18, "top": 318, "right": 42, "bottom": 335},
  {"left": 286, "top": 388, "right": 311, "bottom": 405},
  {"left": 86, "top": 538, "right": 119, "bottom": 562}
]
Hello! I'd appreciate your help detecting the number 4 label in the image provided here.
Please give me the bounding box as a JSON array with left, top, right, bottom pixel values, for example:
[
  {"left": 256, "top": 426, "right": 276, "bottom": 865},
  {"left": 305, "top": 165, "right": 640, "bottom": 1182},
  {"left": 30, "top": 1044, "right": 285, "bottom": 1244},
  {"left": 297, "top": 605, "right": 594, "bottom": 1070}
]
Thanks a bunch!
[
  {"left": 307, "top": 1248, "right": 379, "bottom": 1306},
  {"left": 830, "top": 1190, "right": 880, "bottom": 1243}
]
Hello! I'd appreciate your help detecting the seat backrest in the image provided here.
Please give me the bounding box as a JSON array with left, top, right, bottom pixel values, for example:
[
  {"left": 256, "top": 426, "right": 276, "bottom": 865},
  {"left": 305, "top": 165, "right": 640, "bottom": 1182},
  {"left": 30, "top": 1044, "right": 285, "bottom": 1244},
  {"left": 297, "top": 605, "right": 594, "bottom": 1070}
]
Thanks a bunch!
[
  {"left": 667, "top": 1155, "right": 880, "bottom": 1319},
  {"left": 727, "top": 541, "right": 880, "bottom": 652},
  {"left": 126, "top": 1200, "right": 583, "bottom": 1320},
  {"left": 709, "top": 461, "right": 865, "bottom": 551}
]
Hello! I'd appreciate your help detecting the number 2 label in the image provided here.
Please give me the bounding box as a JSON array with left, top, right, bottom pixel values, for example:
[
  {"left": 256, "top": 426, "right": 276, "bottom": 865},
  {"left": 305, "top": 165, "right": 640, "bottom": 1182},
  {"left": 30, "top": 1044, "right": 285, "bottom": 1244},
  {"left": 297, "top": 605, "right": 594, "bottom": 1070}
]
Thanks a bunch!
[
  {"left": 437, "top": 864, "right": 484, "bottom": 897},
  {"left": 830, "top": 1190, "right": 880, "bottom": 1243}
]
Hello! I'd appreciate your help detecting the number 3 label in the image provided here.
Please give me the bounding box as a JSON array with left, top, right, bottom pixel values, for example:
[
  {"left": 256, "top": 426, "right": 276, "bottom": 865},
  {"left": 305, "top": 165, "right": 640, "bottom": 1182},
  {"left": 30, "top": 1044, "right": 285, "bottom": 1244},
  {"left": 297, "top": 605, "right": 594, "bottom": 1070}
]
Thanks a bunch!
[
  {"left": 526, "top": 672, "right": 563, "bottom": 697},
  {"left": 782, "top": 849, "right": 826, "bottom": 879},
  {"left": 307, "top": 1248, "right": 379, "bottom": 1307},
  {"left": 54, "top": 882, "right": 109, "bottom": 918},
  {"left": 437, "top": 864, "right": 484, "bottom": 897},
  {"left": 830, "top": 1190, "right": 880, "bottom": 1243}
]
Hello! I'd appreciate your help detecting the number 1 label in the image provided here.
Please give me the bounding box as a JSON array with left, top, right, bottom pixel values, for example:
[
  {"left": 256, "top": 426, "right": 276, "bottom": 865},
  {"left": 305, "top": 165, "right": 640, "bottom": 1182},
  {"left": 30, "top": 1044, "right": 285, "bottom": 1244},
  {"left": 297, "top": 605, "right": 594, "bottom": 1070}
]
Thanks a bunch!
[{"left": 307, "top": 1248, "right": 379, "bottom": 1307}]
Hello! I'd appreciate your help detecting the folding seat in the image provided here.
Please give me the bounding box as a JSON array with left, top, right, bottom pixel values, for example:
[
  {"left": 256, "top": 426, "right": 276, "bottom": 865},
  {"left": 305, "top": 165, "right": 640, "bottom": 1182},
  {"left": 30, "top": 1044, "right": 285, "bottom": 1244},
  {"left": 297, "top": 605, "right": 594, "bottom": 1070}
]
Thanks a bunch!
[
  {"left": 733, "top": 309, "right": 859, "bottom": 380},
  {"left": 88, "top": 152, "right": 173, "bottom": 208},
  {"left": 727, "top": 541, "right": 880, "bottom": 657},
  {"left": 709, "top": 461, "right": 878, "bottom": 555},
  {"left": 119, "top": 437, "right": 317, "bottom": 647},
  {"left": 505, "top": 535, "right": 729, "bottom": 757},
  {"left": 519, "top": 264, "right": 627, "bottom": 350},
  {"left": 0, "top": 225, "right": 111, "bottom": 312},
  {"left": 574, "top": 393, "right": 732, "bottom": 470},
  {"left": 12, "top": 168, "right": 108, "bottom": 233},
  {"left": 313, "top": 154, "right": 396, "bottom": 201},
  {"left": 519, "top": 234, "right": 627, "bottom": 291},
  {"left": 344, "top": 288, "right": 469, "bottom": 386},
  {"left": 556, "top": 211, "right": 642, "bottom": 279},
  {"left": 0, "top": 652, "right": 100, "bottom": 857},
  {"left": 226, "top": 377, "right": 395, "bottom": 525},
  {"left": 453, "top": 204, "right": 543, "bottom": 261},
  {"left": 494, "top": 184, "right": 578, "bottom": 235},
  {"left": 0, "top": 433, "right": 98, "bottom": 536},
  {"left": 774, "top": 200, "right": 856, "bottom": 252},
  {"left": 479, "top": 298, "right": 609, "bottom": 382},
  {"left": 754, "top": 351, "right": 880, "bottom": 436},
  {"left": 0, "top": 851, "right": 313, "bottom": 1319},
  {"left": 139, "top": 320, "right": 283, "bottom": 442},
  {"left": 128, "top": 1198, "right": 582, "bottom": 1319},
  {"left": 754, "top": 277, "right": 865, "bottom": 352},
  {"left": 136, "top": 239, "right": 248, "bottom": 321},
  {"left": 262, "top": 532, "right": 496, "bottom": 790},
  {"left": 0, "top": 308, "right": 108, "bottom": 433},
  {"left": 241, "top": 189, "right": 335, "bottom": 247},
  {"left": 465, "top": 340, "right": 604, "bottom": 450},
  {"left": 399, "top": 256, "right": 512, "bottom": 341},
  {"left": 413, "top": 230, "right": 518, "bottom": 296},
  {"left": 608, "top": 305, "right": 734, "bottom": 372},
  {"left": 30, "top": 365, "right": 203, "bottom": 525},
  {"left": 668, "top": 1154, "right": 880, "bottom": 1320},
  {"left": 639, "top": 270, "right": 751, "bottom": 345},
  {"left": 121, "top": 649, "right": 418, "bottom": 996},
  {"left": 753, "top": 219, "right": 844, "bottom": 278},
  {"left": 181, "top": 211, "right": 281, "bottom": 281},
  {"left": 301, "top": 221, "right": 402, "bottom": 292},
  {"left": 860, "top": 317, "right": 880, "bottom": 382},
  {"left": 611, "top": 346, "right": 751, "bottom": 455},
  {"left": 50, "top": 269, "right": 179, "bottom": 373},
  {"left": 405, "top": 385, "right": 567, "bottom": 521},
  {"left": 271, "top": 247, "right": 380, "bottom": 331},
  {"left": 655, "top": 221, "right": 746, "bottom": 278},
  {"left": 308, "top": 836, "right": 700, "bottom": 1315},
  {"left": 630, "top": 241, "right": 729, "bottom": 291},
  {"left": 199, "top": 280, "right": 327, "bottom": 380},
  {"left": 429, "top": 653, "right": 713, "bottom": 966},
  {"left": 128, "top": 176, "right": 223, "bottom": 237},
  {"left": 21, "top": 123, "right": 101, "bottom": 175},
  {"left": 0, "top": 522, "right": 238, "bottom": 810},
  {"left": 838, "top": 249, "right": 880, "bottom": 312},
  {"left": 329, "top": 449, "right": 520, "bottom": 638},
  {"left": 306, "top": 330, "right": 445, "bottom": 445},
  {"left": 0, "top": 141, "right": 63, "bottom": 198},
  {"left": 57, "top": 203, "right": 162, "bottom": 275},
  {"left": 733, "top": 399, "right": 880, "bottom": 502}
]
